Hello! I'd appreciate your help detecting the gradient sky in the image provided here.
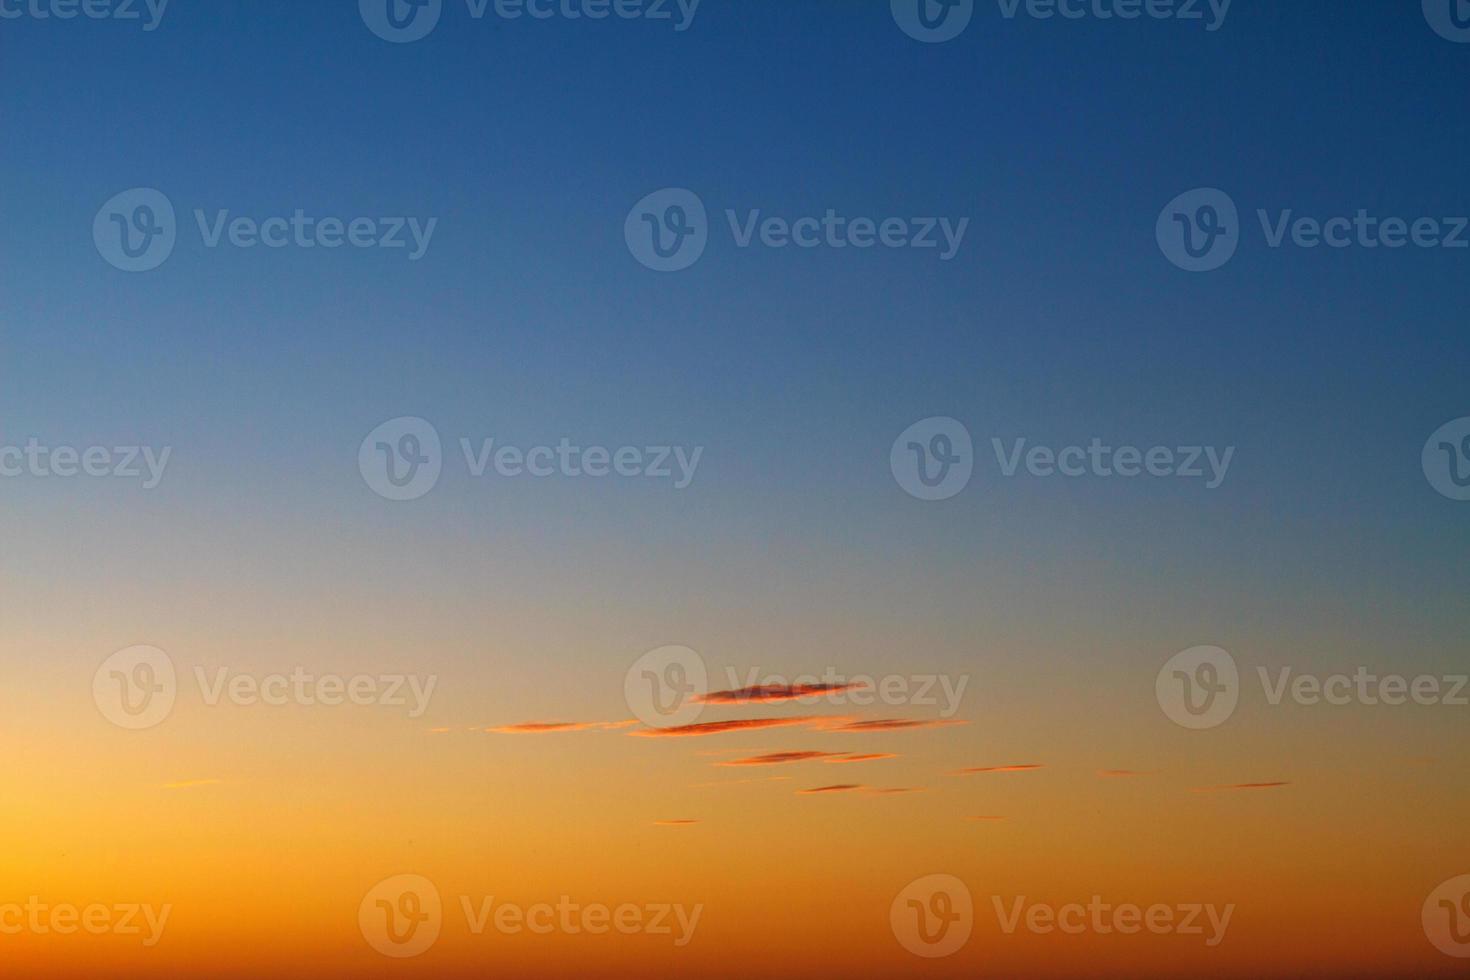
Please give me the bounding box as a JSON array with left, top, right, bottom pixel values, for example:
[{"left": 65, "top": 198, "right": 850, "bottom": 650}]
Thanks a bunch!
[{"left": 2, "top": 1, "right": 1469, "bottom": 977}]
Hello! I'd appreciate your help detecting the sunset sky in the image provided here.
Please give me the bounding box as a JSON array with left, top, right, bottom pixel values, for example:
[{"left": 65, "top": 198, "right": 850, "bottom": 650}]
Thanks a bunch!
[{"left": 2, "top": 1, "right": 1469, "bottom": 977}]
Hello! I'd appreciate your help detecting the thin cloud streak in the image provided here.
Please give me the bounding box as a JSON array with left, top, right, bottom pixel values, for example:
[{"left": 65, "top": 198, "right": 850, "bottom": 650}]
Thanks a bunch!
[{"left": 952, "top": 764, "right": 1045, "bottom": 775}]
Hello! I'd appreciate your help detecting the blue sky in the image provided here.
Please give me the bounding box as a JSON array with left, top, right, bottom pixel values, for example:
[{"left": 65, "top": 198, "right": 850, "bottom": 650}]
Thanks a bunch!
[{"left": 3, "top": 1, "right": 1468, "bottom": 677}]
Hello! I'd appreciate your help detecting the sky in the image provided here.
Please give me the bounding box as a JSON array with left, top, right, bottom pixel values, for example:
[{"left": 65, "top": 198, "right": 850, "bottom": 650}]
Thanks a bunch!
[{"left": 2, "top": 1, "right": 1469, "bottom": 977}]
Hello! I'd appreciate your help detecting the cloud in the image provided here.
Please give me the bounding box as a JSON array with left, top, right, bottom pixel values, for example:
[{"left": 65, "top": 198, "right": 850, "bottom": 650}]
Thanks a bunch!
[
  {"left": 823, "top": 753, "right": 898, "bottom": 764},
  {"left": 817, "top": 718, "right": 966, "bottom": 733},
  {"left": 1191, "top": 782, "right": 1290, "bottom": 793},
  {"left": 798, "top": 784, "right": 923, "bottom": 796},
  {"left": 161, "top": 779, "right": 222, "bottom": 790},
  {"left": 1098, "top": 769, "right": 1154, "bottom": 778},
  {"left": 696, "top": 683, "right": 866, "bottom": 704},
  {"left": 632, "top": 715, "right": 963, "bottom": 738},
  {"left": 487, "top": 721, "right": 636, "bottom": 734},
  {"left": 718, "top": 751, "right": 849, "bottom": 767},
  {"left": 652, "top": 819, "right": 700, "bottom": 827},
  {"left": 629, "top": 717, "right": 823, "bottom": 738},
  {"left": 952, "top": 764, "right": 1045, "bottom": 775}
]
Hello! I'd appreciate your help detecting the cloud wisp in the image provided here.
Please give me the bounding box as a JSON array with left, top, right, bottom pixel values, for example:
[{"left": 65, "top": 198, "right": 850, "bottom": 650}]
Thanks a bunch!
[{"left": 951, "top": 764, "right": 1045, "bottom": 775}]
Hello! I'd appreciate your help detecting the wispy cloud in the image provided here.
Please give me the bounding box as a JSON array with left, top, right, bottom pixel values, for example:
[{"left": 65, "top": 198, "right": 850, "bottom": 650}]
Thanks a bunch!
[
  {"left": 632, "top": 715, "right": 963, "bottom": 738},
  {"left": 1191, "top": 781, "right": 1290, "bottom": 793},
  {"left": 818, "top": 718, "right": 966, "bottom": 733},
  {"left": 798, "top": 784, "right": 923, "bottom": 796},
  {"left": 718, "top": 751, "right": 848, "bottom": 767},
  {"left": 629, "top": 717, "right": 823, "bottom": 738},
  {"left": 1098, "top": 769, "right": 1154, "bottom": 778},
  {"left": 652, "top": 819, "right": 700, "bottom": 827},
  {"left": 696, "top": 683, "right": 867, "bottom": 704},
  {"left": 487, "top": 721, "right": 636, "bottom": 734},
  {"left": 823, "top": 752, "right": 898, "bottom": 764},
  {"left": 952, "top": 764, "right": 1044, "bottom": 775}
]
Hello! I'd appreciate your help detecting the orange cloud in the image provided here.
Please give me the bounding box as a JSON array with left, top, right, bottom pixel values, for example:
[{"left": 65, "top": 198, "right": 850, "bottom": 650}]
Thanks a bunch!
[
  {"left": 629, "top": 717, "right": 822, "bottom": 738},
  {"left": 798, "top": 784, "right": 923, "bottom": 795},
  {"left": 823, "top": 753, "right": 898, "bottom": 764},
  {"left": 718, "top": 751, "right": 848, "bottom": 767},
  {"left": 1191, "top": 782, "right": 1291, "bottom": 793},
  {"left": 1099, "top": 769, "right": 1154, "bottom": 778},
  {"left": 952, "top": 764, "right": 1044, "bottom": 775},
  {"left": 696, "top": 683, "right": 866, "bottom": 704},
  {"left": 652, "top": 819, "right": 700, "bottom": 827},
  {"left": 817, "top": 718, "right": 966, "bottom": 733},
  {"left": 487, "top": 721, "right": 635, "bottom": 734}
]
